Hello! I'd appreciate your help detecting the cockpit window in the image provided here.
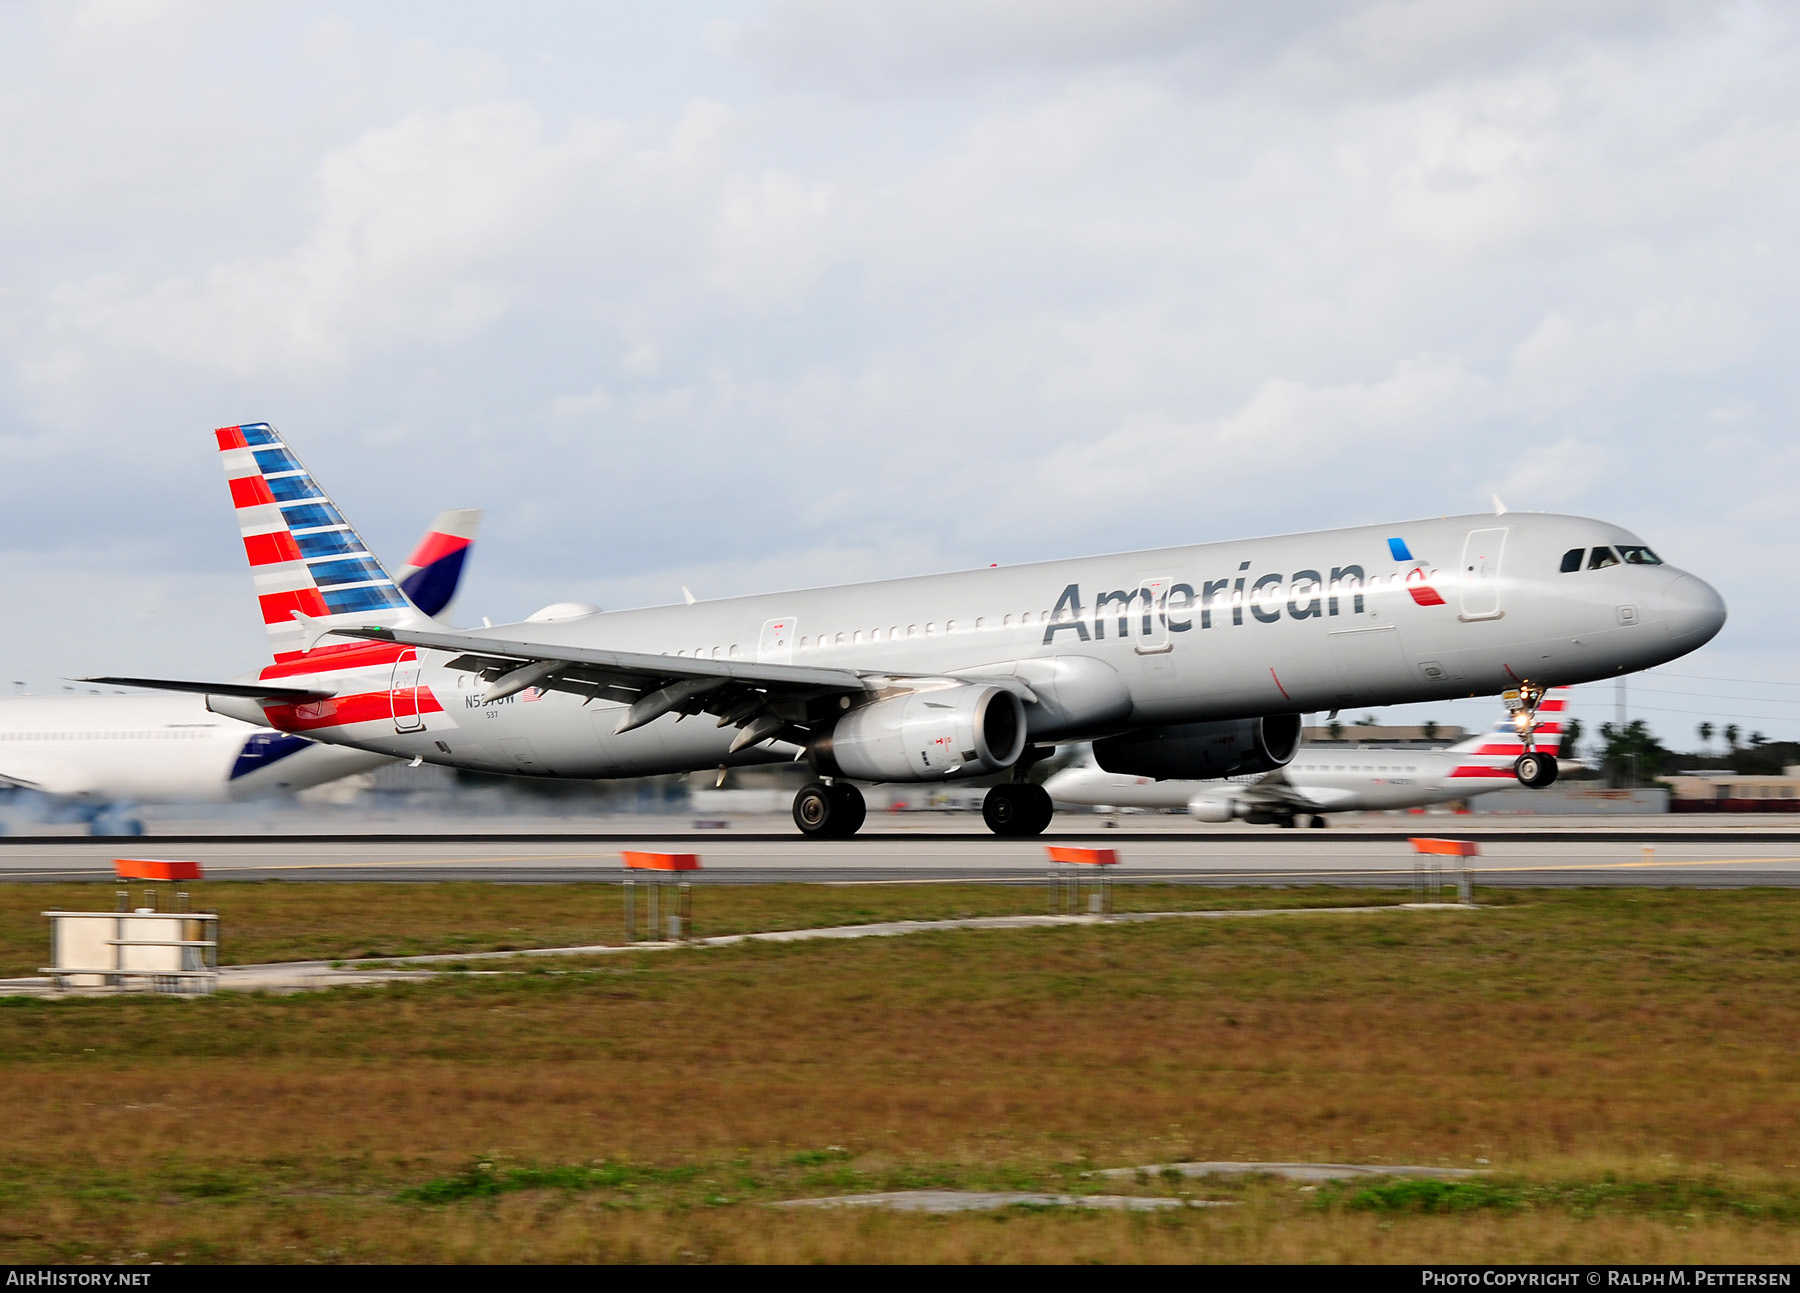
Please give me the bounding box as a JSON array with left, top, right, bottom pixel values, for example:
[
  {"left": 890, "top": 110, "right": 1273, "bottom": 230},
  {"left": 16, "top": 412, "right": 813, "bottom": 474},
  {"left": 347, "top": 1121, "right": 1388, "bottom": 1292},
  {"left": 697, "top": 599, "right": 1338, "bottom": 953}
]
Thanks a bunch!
[
  {"left": 1617, "top": 545, "right": 1662, "bottom": 566},
  {"left": 1588, "top": 546, "right": 1621, "bottom": 570},
  {"left": 1560, "top": 548, "right": 1583, "bottom": 573}
]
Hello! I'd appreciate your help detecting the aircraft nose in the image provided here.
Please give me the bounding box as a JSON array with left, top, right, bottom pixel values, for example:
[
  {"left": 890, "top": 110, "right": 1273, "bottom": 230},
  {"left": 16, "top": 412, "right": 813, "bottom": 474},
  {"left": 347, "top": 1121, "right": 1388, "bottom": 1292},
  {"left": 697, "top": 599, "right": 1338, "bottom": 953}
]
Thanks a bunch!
[{"left": 1663, "top": 574, "right": 1727, "bottom": 647}]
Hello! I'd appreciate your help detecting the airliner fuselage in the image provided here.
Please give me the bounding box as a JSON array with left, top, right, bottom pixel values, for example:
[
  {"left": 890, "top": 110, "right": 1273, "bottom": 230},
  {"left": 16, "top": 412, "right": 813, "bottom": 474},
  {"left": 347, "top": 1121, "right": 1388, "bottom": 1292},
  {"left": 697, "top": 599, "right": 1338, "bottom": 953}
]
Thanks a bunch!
[{"left": 225, "top": 511, "right": 1721, "bottom": 782}]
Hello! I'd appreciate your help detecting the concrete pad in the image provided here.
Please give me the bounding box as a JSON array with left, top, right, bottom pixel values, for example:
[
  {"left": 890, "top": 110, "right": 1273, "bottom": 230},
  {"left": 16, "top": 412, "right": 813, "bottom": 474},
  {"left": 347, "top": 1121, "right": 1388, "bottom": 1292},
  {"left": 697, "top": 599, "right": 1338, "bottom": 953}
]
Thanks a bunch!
[
  {"left": 774, "top": 1190, "right": 1227, "bottom": 1212},
  {"left": 1093, "top": 1161, "right": 1482, "bottom": 1182}
]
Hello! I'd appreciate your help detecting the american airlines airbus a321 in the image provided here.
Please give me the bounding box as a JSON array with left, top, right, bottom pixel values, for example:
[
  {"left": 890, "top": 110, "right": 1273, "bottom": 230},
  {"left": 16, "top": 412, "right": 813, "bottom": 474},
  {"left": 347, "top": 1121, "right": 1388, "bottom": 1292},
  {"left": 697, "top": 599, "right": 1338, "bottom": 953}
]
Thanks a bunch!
[{"left": 93, "top": 424, "right": 1726, "bottom": 838}]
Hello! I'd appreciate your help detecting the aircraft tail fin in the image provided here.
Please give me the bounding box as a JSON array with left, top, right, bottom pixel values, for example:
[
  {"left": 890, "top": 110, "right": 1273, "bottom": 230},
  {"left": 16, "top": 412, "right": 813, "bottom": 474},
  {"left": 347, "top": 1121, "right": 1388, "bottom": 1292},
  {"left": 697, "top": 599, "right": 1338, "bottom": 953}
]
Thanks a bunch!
[
  {"left": 214, "top": 423, "right": 428, "bottom": 662},
  {"left": 1446, "top": 688, "right": 1568, "bottom": 775},
  {"left": 397, "top": 508, "right": 481, "bottom": 619}
]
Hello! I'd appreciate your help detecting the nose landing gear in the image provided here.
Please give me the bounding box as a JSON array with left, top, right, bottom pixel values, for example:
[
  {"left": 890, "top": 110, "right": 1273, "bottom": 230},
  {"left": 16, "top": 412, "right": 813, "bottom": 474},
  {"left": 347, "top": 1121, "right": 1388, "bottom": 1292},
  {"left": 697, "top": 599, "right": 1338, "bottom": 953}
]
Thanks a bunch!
[{"left": 1505, "top": 682, "right": 1559, "bottom": 789}]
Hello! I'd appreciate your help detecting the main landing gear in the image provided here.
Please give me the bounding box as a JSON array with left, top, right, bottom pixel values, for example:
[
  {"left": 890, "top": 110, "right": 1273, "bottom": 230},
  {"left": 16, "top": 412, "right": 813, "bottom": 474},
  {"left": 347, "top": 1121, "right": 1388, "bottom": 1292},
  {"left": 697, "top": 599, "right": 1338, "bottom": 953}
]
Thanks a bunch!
[
  {"left": 982, "top": 783, "right": 1053, "bottom": 837},
  {"left": 793, "top": 781, "right": 867, "bottom": 838},
  {"left": 1506, "top": 681, "right": 1559, "bottom": 789}
]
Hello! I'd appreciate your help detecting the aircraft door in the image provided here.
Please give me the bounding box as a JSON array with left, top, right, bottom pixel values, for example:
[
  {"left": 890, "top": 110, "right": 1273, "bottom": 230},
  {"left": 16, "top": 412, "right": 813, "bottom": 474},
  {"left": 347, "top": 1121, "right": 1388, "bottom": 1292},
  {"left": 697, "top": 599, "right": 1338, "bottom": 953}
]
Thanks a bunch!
[
  {"left": 391, "top": 650, "right": 424, "bottom": 732},
  {"left": 1135, "top": 576, "right": 1173, "bottom": 655},
  {"left": 1459, "top": 528, "right": 1508, "bottom": 620},
  {"left": 758, "top": 617, "right": 795, "bottom": 665}
]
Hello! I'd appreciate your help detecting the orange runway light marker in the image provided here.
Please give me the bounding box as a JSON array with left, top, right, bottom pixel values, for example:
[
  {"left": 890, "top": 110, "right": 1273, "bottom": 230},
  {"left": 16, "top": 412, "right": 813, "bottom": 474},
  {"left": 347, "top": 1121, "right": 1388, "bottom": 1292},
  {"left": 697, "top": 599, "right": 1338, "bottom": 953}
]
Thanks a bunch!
[
  {"left": 1407, "top": 838, "right": 1479, "bottom": 858},
  {"left": 620, "top": 851, "right": 701, "bottom": 872},
  {"left": 113, "top": 859, "right": 205, "bottom": 882},
  {"left": 1044, "top": 846, "right": 1119, "bottom": 866}
]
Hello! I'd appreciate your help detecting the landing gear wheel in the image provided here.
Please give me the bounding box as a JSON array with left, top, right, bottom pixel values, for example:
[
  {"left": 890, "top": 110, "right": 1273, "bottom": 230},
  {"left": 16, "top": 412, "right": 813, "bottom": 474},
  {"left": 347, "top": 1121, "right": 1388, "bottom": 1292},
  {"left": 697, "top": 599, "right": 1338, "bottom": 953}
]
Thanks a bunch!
[
  {"left": 983, "top": 784, "right": 1053, "bottom": 837},
  {"left": 827, "top": 783, "right": 866, "bottom": 836},
  {"left": 793, "top": 782, "right": 835, "bottom": 837},
  {"left": 1514, "top": 752, "right": 1558, "bottom": 789},
  {"left": 1308, "top": 815, "right": 1329, "bottom": 829},
  {"left": 1276, "top": 816, "right": 1297, "bottom": 829}
]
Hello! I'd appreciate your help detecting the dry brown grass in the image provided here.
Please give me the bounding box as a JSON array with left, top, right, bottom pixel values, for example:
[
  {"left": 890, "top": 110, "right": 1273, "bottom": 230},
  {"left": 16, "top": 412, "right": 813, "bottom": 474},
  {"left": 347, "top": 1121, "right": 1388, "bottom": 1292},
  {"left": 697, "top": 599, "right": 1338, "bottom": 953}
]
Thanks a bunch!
[{"left": 0, "top": 887, "right": 1796, "bottom": 1262}]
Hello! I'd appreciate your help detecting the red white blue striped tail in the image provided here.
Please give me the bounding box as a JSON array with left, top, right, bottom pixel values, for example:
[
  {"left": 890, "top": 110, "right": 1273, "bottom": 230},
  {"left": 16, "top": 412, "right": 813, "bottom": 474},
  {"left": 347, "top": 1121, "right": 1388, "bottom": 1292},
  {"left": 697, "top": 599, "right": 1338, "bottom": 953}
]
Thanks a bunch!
[{"left": 215, "top": 423, "right": 428, "bottom": 662}]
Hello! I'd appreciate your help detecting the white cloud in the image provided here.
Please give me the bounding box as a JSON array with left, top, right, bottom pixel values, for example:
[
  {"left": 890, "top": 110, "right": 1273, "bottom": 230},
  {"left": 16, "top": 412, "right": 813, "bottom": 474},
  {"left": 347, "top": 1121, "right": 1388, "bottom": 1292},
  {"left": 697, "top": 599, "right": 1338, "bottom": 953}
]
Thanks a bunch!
[{"left": 2, "top": 1, "right": 1800, "bottom": 733}]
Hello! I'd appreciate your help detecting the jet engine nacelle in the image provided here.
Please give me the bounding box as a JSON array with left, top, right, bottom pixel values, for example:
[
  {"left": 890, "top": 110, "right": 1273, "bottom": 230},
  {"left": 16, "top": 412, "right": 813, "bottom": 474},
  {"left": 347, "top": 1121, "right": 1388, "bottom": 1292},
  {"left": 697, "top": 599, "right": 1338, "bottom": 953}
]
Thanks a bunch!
[
  {"left": 1187, "top": 792, "right": 1242, "bottom": 823},
  {"left": 1093, "top": 714, "right": 1302, "bottom": 781},
  {"left": 814, "top": 684, "right": 1027, "bottom": 782}
]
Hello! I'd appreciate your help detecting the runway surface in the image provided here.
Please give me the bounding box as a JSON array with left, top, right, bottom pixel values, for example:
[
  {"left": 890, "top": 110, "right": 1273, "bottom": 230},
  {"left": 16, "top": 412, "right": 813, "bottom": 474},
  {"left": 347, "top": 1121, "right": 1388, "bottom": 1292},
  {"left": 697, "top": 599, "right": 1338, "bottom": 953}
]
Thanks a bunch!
[{"left": 4, "top": 816, "right": 1800, "bottom": 885}]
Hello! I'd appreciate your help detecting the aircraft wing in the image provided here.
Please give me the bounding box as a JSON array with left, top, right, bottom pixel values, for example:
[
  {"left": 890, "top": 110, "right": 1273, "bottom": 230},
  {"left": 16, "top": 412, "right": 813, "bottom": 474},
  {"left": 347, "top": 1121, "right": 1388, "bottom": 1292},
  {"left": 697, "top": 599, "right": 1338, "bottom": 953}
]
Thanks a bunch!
[{"left": 327, "top": 624, "right": 950, "bottom": 750}]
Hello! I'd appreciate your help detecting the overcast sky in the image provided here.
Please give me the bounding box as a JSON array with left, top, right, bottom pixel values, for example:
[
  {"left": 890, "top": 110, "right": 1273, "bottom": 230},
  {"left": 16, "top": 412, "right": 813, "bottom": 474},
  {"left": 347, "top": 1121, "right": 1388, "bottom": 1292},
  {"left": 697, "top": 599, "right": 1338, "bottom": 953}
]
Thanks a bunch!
[{"left": 2, "top": 0, "right": 1797, "bottom": 751}]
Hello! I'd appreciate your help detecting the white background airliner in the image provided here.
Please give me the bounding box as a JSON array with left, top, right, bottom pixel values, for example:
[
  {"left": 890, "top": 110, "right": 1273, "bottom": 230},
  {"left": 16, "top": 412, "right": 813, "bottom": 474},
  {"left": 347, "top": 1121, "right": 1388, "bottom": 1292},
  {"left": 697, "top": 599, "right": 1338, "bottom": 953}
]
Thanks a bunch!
[
  {"left": 3, "top": 510, "right": 479, "bottom": 834},
  {"left": 99, "top": 424, "right": 1726, "bottom": 839},
  {"left": 1045, "top": 691, "right": 1569, "bottom": 827}
]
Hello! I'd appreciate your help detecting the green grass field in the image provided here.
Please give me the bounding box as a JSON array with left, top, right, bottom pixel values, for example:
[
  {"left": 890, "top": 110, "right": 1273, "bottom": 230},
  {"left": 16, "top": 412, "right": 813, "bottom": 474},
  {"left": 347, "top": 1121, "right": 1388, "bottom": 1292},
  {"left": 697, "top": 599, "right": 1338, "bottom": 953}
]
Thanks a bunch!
[{"left": 0, "top": 885, "right": 1796, "bottom": 1262}]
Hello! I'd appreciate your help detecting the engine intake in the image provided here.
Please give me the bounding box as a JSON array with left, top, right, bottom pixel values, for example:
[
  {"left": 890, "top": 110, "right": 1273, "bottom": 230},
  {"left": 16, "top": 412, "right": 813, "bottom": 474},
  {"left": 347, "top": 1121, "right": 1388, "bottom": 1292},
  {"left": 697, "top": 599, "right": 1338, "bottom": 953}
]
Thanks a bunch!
[
  {"left": 813, "top": 684, "right": 1027, "bottom": 782},
  {"left": 1093, "top": 714, "right": 1302, "bottom": 781}
]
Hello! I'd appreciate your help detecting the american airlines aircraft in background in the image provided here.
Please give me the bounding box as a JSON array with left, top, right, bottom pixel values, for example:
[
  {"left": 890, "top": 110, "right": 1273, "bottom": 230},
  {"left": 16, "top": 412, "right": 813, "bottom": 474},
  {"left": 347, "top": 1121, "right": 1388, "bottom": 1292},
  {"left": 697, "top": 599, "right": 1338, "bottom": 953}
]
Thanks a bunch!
[
  {"left": 96, "top": 423, "right": 1726, "bottom": 839},
  {"left": 1045, "top": 690, "right": 1569, "bottom": 827},
  {"left": 3, "top": 509, "right": 480, "bottom": 834}
]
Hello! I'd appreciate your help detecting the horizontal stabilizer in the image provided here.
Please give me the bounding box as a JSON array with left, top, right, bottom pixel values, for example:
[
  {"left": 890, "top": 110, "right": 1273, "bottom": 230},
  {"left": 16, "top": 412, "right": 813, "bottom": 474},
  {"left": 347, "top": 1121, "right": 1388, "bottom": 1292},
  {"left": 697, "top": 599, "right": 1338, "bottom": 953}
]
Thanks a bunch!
[{"left": 79, "top": 676, "right": 336, "bottom": 703}]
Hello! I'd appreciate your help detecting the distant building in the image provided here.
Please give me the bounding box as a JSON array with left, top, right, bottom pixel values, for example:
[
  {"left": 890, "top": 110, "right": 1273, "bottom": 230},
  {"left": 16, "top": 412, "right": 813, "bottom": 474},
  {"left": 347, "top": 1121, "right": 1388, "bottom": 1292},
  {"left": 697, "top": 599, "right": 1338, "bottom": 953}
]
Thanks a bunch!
[
  {"left": 1302, "top": 723, "right": 1466, "bottom": 747},
  {"left": 1668, "top": 767, "right": 1800, "bottom": 812}
]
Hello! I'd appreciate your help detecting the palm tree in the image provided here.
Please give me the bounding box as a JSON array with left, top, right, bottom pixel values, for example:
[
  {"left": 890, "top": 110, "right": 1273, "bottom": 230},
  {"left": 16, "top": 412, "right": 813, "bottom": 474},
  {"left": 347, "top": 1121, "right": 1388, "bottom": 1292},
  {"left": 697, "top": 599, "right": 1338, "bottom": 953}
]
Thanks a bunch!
[
  {"left": 1422, "top": 719, "right": 1439, "bottom": 744},
  {"left": 1698, "top": 721, "right": 1714, "bottom": 753},
  {"left": 1725, "top": 723, "right": 1741, "bottom": 751}
]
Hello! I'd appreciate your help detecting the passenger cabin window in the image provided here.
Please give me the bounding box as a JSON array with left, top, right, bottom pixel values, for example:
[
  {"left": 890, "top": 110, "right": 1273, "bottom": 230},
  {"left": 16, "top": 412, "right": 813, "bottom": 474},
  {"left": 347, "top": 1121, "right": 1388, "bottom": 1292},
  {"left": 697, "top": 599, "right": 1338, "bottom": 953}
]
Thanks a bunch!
[
  {"left": 1560, "top": 548, "right": 1584, "bottom": 573},
  {"left": 1588, "top": 547, "right": 1621, "bottom": 570},
  {"left": 1618, "top": 545, "right": 1662, "bottom": 566}
]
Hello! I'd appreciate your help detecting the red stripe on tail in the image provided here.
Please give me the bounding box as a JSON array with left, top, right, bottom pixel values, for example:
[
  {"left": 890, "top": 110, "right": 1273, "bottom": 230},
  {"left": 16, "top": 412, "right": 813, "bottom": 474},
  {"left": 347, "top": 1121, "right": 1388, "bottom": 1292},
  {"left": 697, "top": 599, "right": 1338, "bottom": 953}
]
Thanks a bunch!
[
  {"left": 258, "top": 587, "right": 329, "bottom": 625},
  {"left": 405, "top": 531, "right": 473, "bottom": 568},
  {"left": 243, "top": 531, "right": 302, "bottom": 567},
  {"left": 258, "top": 641, "right": 412, "bottom": 679},
  {"left": 229, "top": 475, "right": 275, "bottom": 509},
  {"left": 264, "top": 687, "right": 444, "bottom": 733}
]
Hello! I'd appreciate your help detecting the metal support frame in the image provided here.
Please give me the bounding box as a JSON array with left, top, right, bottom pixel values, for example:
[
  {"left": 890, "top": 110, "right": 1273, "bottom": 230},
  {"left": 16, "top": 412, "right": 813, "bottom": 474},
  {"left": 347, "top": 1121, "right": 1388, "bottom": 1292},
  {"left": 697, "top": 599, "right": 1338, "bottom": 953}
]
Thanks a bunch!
[
  {"left": 624, "top": 876, "right": 694, "bottom": 943},
  {"left": 1411, "top": 851, "right": 1472, "bottom": 904},
  {"left": 1047, "top": 863, "right": 1112, "bottom": 917}
]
